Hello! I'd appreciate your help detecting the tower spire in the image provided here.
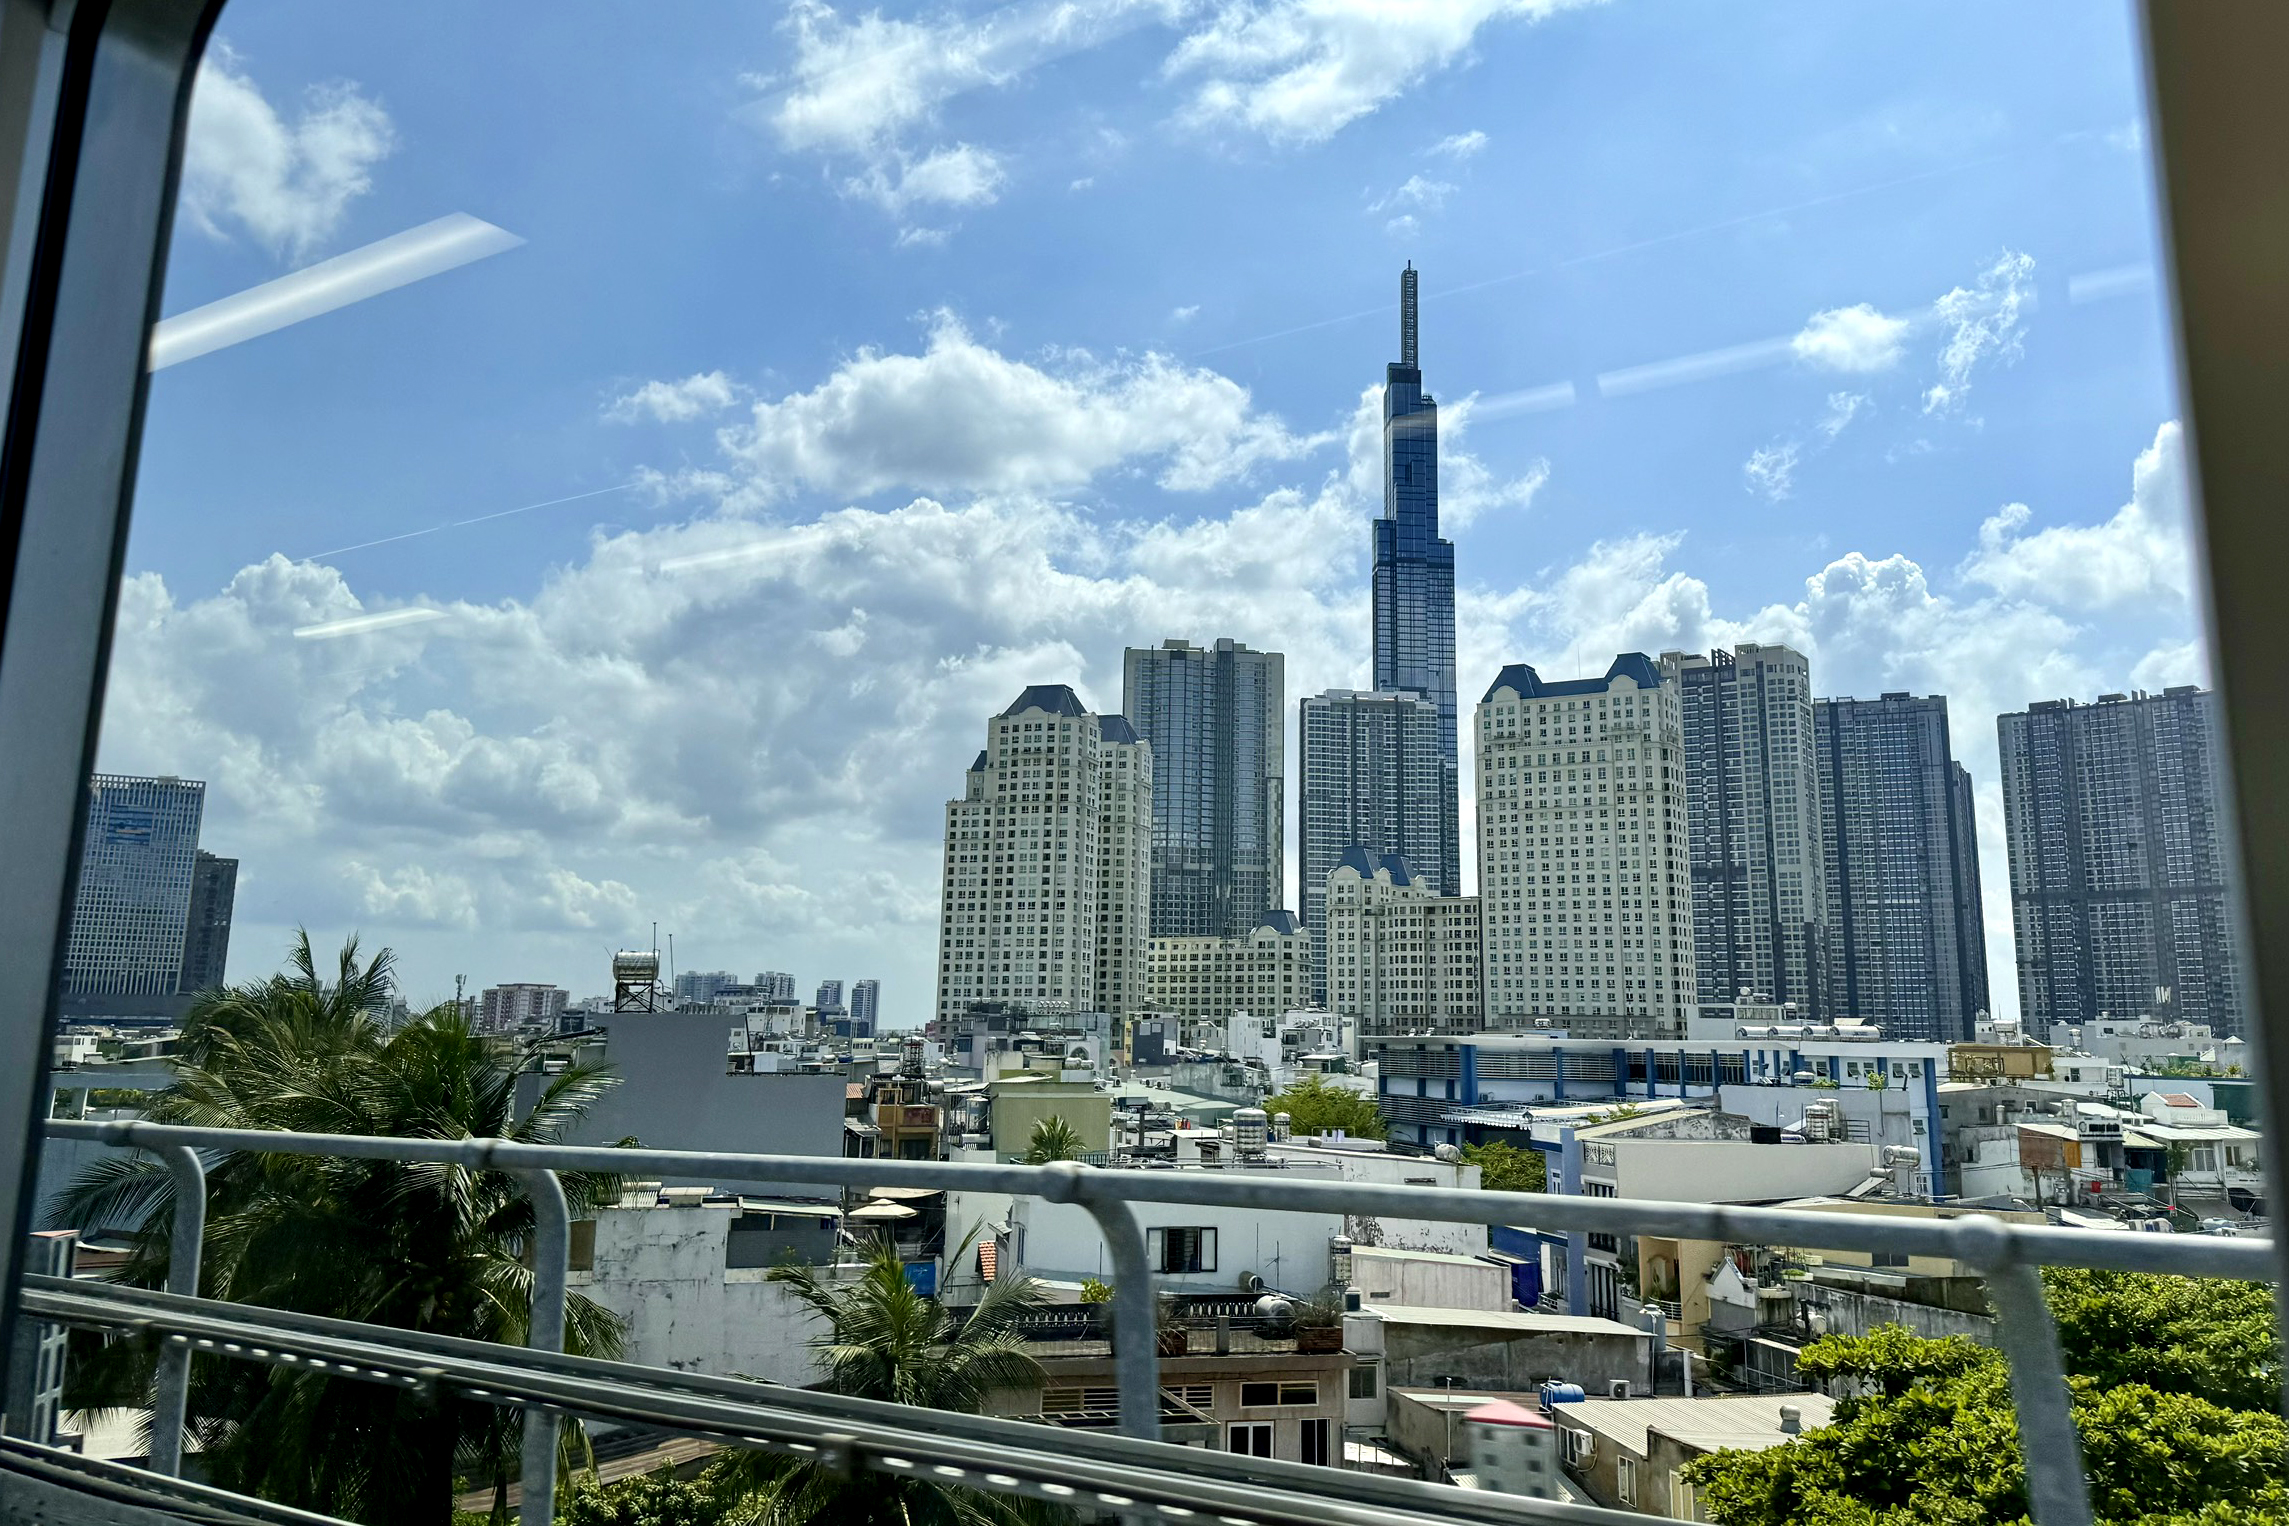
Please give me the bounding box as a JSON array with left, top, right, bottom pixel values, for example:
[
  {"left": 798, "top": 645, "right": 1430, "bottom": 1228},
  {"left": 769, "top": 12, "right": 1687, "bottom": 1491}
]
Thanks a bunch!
[{"left": 1399, "top": 262, "right": 1418, "bottom": 368}]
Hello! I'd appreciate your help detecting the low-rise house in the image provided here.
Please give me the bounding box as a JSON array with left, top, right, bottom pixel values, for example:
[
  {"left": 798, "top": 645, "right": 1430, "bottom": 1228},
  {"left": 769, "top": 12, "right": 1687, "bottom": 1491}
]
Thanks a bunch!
[
  {"left": 1351, "top": 1245, "right": 1509, "bottom": 1312},
  {"left": 1549, "top": 1392, "right": 1836, "bottom": 1517},
  {"left": 1346, "top": 1304, "right": 1649, "bottom": 1404}
]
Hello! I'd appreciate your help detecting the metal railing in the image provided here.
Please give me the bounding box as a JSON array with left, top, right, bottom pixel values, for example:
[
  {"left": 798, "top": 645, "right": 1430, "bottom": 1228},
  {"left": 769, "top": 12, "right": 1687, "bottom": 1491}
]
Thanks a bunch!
[{"left": 32, "top": 1117, "right": 2281, "bottom": 1526}]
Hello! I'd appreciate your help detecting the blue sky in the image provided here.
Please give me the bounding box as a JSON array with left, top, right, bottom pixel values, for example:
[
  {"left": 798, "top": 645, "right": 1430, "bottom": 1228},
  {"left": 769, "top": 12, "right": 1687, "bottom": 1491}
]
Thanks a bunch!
[{"left": 104, "top": 0, "right": 2199, "bottom": 1022}]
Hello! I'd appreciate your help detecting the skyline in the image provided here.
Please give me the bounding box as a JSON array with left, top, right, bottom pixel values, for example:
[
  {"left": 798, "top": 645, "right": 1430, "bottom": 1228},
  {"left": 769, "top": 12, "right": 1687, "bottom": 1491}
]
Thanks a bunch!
[{"left": 96, "top": 1, "right": 2198, "bottom": 1023}]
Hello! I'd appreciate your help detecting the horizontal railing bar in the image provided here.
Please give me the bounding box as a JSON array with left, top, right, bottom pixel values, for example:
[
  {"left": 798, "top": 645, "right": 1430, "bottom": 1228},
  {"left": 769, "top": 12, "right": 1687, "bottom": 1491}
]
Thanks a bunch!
[
  {"left": 24, "top": 1280, "right": 1642, "bottom": 1526},
  {"left": 45, "top": 1119, "right": 2275, "bottom": 1280},
  {"left": 0, "top": 1435, "right": 356, "bottom": 1526}
]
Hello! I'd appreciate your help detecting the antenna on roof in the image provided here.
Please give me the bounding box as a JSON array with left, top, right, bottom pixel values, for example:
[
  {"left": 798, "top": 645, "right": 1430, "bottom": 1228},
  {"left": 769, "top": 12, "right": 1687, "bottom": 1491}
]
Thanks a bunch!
[{"left": 1400, "top": 263, "right": 1419, "bottom": 368}]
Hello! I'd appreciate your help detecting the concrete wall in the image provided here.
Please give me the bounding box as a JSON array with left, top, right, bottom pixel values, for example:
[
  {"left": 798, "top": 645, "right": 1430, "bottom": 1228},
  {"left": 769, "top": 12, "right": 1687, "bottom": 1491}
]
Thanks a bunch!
[
  {"left": 573, "top": 1202, "right": 830, "bottom": 1387},
  {"left": 989, "top": 1082, "right": 1113, "bottom": 1159},
  {"left": 944, "top": 1191, "right": 1343, "bottom": 1292},
  {"left": 539, "top": 1016, "right": 849, "bottom": 1190},
  {"left": 1609, "top": 1141, "right": 1876, "bottom": 1203},
  {"left": 1352, "top": 1247, "right": 1507, "bottom": 1312},
  {"left": 1376, "top": 1321, "right": 1648, "bottom": 1394},
  {"left": 1806, "top": 1286, "right": 1997, "bottom": 1344},
  {"left": 1267, "top": 1143, "right": 1487, "bottom": 1256}
]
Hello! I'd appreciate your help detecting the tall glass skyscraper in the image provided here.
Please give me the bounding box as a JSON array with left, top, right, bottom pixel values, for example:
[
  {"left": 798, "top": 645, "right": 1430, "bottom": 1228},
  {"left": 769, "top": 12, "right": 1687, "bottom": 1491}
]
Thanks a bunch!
[
  {"left": 1297, "top": 688, "right": 1446, "bottom": 1002},
  {"left": 1370, "top": 264, "right": 1460, "bottom": 895},
  {"left": 63, "top": 773, "right": 205, "bottom": 998},
  {"left": 1814, "top": 693, "right": 1990, "bottom": 1042},
  {"left": 1999, "top": 687, "right": 2244, "bottom": 1037},
  {"left": 1122, "top": 637, "right": 1284, "bottom": 939}
]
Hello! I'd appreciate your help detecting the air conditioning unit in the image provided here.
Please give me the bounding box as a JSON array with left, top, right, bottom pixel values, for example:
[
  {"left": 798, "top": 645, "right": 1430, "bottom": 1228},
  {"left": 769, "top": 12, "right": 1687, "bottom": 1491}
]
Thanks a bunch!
[
  {"left": 1236, "top": 1272, "right": 1264, "bottom": 1294},
  {"left": 1608, "top": 1380, "right": 1633, "bottom": 1400},
  {"left": 1564, "top": 1429, "right": 1595, "bottom": 1465}
]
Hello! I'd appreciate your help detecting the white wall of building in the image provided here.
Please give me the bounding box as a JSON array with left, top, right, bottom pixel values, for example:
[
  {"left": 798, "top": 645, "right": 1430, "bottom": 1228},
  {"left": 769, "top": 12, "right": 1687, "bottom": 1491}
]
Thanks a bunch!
[
  {"left": 573, "top": 1204, "right": 829, "bottom": 1387},
  {"left": 1602, "top": 1140, "right": 1878, "bottom": 1203},
  {"left": 944, "top": 1189, "right": 1345, "bottom": 1295},
  {"left": 1351, "top": 1245, "right": 1508, "bottom": 1311}
]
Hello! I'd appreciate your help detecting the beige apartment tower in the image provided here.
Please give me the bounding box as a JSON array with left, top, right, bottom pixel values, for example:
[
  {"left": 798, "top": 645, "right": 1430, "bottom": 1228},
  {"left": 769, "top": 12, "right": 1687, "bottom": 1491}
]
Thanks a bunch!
[
  {"left": 1475, "top": 654, "right": 1695, "bottom": 1033},
  {"left": 1323, "top": 848, "right": 1482, "bottom": 1036}
]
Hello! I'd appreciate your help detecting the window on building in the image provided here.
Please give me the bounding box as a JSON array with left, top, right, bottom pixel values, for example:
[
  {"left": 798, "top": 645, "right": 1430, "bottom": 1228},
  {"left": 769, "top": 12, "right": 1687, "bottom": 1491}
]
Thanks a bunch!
[
  {"left": 1301, "top": 1418, "right": 1332, "bottom": 1465},
  {"left": 1148, "top": 1226, "right": 1218, "bottom": 1273},
  {"left": 1227, "top": 1422, "right": 1275, "bottom": 1458},
  {"left": 1618, "top": 1455, "right": 1639, "bottom": 1506},
  {"left": 1348, "top": 1364, "right": 1379, "bottom": 1400}
]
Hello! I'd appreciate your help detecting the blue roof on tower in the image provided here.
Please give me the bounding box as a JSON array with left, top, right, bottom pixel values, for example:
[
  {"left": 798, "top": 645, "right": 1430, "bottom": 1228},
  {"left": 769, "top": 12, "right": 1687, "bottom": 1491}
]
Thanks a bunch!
[
  {"left": 1334, "top": 846, "right": 1414, "bottom": 885},
  {"left": 969, "top": 750, "right": 988, "bottom": 773},
  {"left": 1098, "top": 713, "right": 1140, "bottom": 744},
  {"left": 1257, "top": 909, "right": 1303, "bottom": 935},
  {"left": 1000, "top": 684, "right": 1089, "bottom": 719},
  {"left": 1481, "top": 653, "right": 1663, "bottom": 703}
]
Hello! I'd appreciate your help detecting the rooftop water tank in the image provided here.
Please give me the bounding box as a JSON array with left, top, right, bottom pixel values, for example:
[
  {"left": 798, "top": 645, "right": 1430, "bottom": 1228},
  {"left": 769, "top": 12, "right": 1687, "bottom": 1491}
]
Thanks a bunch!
[{"left": 1233, "top": 1107, "right": 1269, "bottom": 1157}]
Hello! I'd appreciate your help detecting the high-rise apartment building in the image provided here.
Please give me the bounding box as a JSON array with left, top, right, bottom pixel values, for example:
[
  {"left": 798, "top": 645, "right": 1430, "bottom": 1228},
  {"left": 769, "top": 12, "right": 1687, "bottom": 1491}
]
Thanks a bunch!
[
  {"left": 1999, "top": 687, "right": 2243, "bottom": 1037},
  {"left": 755, "top": 971, "right": 796, "bottom": 1002},
  {"left": 815, "top": 979, "right": 845, "bottom": 1015},
  {"left": 1814, "top": 693, "right": 1990, "bottom": 1042},
  {"left": 1323, "top": 849, "right": 1482, "bottom": 1036},
  {"left": 1122, "top": 637, "right": 1284, "bottom": 939},
  {"left": 1476, "top": 656, "right": 1695, "bottom": 1030},
  {"left": 62, "top": 774, "right": 206, "bottom": 999},
  {"left": 850, "top": 978, "right": 880, "bottom": 1035},
  {"left": 1146, "top": 910, "right": 1311, "bottom": 1024},
  {"left": 1370, "top": 264, "right": 1460, "bottom": 899},
  {"left": 935, "top": 686, "right": 1153, "bottom": 1024},
  {"left": 1095, "top": 713, "right": 1153, "bottom": 1020},
  {"left": 478, "top": 983, "right": 568, "bottom": 1033},
  {"left": 1660, "top": 645, "right": 1827, "bottom": 1015},
  {"left": 673, "top": 970, "right": 740, "bottom": 1005},
  {"left": 177, "top": 849, "right": 237, "bottom": 995},
  {"left": 1297, "top": 688, "right": 1447, "bottom": 1002}
]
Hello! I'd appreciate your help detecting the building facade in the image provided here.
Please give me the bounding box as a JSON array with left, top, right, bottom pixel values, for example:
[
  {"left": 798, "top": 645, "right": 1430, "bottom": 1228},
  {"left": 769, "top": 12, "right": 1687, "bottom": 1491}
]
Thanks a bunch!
[
  {"left": 1298, "top": 689, "right": 1447, "bottom": 1003},
  {"left": 1147, "top": 910, "right": 1312, "bottom": 1023},
  {"left": 934, "top": 686, "right": 1153, "bottom": 1024},
  {"left": 1476, "top": 656, "right": 1696, "bottom": 1034},
  {"left": 1370, "top": 263, "right": 1460, "bottom": 901},
  {"left": 177, "top": 849, "right": 236, "bottom": 995},
  {"left": 1122, "top": 637, "right": 1284, "bottom": 941},
  {"left": 63, "top": 773, "right": 206, "bottom": 998},
  {"left": 1324, "top": 848, "right": 1482, "bottom": 1035},
  {"left": 755, "top": 970, "right": 796, "bottom": 1002},
  {"left": 1661, "top": 644, "right": 1827, "bottom": 1017},
  {"left": 850, "top": 978, "right": 880, "bottom": 1036},
  {"left": 479, "top": 982, "right": 569, "bottom": 1033},
  {"left": 1999, "top": 687, "right": 2244, "bottom": 1037},
  {"left": 1814, "top": 693, "right": 1991, "bottom": 1042},
  {"left": 673, "top": 970, "right": 740, "bottom": 1005}
]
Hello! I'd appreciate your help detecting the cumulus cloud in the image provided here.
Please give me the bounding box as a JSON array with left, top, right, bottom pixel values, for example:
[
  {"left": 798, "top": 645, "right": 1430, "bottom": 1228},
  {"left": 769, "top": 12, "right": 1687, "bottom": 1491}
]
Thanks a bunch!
[
  {"left": 846, "top": 143, "right": 1007, "bottom": 213},
  {"left": 1742, "top": 442, "right": 1799, "bottom": 500},
  {"left": 1819, "top": 392, "right": 1869, "bottom": 438},
  {"left": 1961, "top": 420, "right": 2190, "bottom": 609},
  {"left": 1164, "top": 0, "right": 1597, "bottom": 144},
  {"left": 1370, "top": 174, "right": 1457, "bottom": 236},
  {"left": 606, "top": 371, "right": 745, "bottom": 425},
  {"left": 1791, "top": 302, "right": 1909, "bottom": 374},
  {"left": 717, "top": 312, "right": 1334, "bottom": 499},
  {"left": 181, "top": 45, "right": 395, "bottom": 260},
  {"left": 1429, "top": 129, "right": 1488, "bottom": 158},
  {"left": 1923, "top": 249, "right": 2035, "bottom": 414}
]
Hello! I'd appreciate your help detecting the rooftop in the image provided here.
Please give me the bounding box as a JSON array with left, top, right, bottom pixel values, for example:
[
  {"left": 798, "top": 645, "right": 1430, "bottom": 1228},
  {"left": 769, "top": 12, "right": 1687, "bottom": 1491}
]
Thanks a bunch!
[
  {"left": 1000, "top": 684, "right": 1089, "bottom": 719},
  {"left": 1356, "top": 1304, "right": 1648, "bottom": 1339},
  {"left": 1481, "top": 653, "right": 1664, "bottom": 703},
  {"left": 1551, "top": 1393, "right": 1837, "bottom": 1454}
]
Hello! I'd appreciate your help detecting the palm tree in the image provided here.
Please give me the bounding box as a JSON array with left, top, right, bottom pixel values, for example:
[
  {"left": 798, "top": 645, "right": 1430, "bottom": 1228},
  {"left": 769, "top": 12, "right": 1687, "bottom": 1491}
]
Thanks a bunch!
[
  {"left": 1020, "top": 1115, "right": 1087, "bottom": 1164},
  {"left": 50, "top": 932, "right": 627, "bottom": 1526},
  {"left": 705, "top": 1240, "right": 1062, "bottom": 1524}
]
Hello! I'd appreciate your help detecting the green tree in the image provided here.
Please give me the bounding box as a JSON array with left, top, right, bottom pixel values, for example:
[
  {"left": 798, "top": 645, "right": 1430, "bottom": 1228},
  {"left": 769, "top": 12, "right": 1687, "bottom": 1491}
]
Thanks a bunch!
[
  {"left": 51, "top": 933, "right": 628, "bottom": 1526},
  {"left": 705, "top": 1241, "right": 1063, "bottom": 1524},
  {"left": 1684, "top": 1304, "right": 2289, "bottom": 1526},
  {"left": 2043, "top": 1269, "right": 2279, "bottom": 1416},
  {"left": 1021, "top": 1114, "right": 1087, "bottom": 1163},
  {"left": 561, "top": 1467, "right": 725, "bottom": 1526},
  {"left": 1262, "top": 1072, "right": 1387, "bottom": 1140},
  {"left": 1460, "top": 1139, "right": 1544, "bottom": 1194}
]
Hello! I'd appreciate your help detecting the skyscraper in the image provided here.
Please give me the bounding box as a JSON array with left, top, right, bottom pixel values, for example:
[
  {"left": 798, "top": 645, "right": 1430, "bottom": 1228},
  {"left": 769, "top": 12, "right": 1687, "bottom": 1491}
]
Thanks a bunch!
[
  {"left": 850, "top": 978, "right": 880, "bottom": 1036},
  {"left": 934, "top": 685, "right": 1153, "bottom": 1024},
  {"left": 1999, "top": 687, "right": 2244, "bottom": 1037},
  {"left": 1297, "top": 688, "right": 1447, "bottom": 1002},
  {"left": 1476, "top": 656, "right": 1695, "bottom": 1031},
  {"left": 1122, "top": 637, "right": 1285, "bottom": 939},
  {"left": 177, "top": 849, "right": 237, "bottom": 995},
  {"left": 755, "top": 970, "right": 796, "bottom": 1002},
  {"left": 1370, "top": 263, "right": 1460, "bottom": 896},
  {"left": 1814, "top": 693, "right": 1990, "bottom": 1042},
  {"left": 62, "top": 774, "right": 205, "bottom": 999},
  {"left": 815, "top": 979, "right": 845, "bottom": 1018},
  {"left": 1661, "top": 645, "right": 1827, "bottom": 1015}
]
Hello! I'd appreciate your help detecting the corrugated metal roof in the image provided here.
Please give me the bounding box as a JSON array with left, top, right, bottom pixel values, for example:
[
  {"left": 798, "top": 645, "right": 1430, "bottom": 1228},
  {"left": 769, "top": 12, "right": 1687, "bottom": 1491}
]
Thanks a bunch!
[
  {"left": 1362, "top": 1304, "right": 1646, "bottom": 1338},
  {"left": 1551, "top": 1393, "right": 1836, "bottom": 1454}
]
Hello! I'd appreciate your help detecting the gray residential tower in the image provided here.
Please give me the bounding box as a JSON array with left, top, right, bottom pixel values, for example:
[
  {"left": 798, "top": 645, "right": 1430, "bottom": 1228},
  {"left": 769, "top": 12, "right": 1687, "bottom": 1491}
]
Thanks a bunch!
[{"left": 1297, "top": 688, "right": 1447, "bottom": 1002}]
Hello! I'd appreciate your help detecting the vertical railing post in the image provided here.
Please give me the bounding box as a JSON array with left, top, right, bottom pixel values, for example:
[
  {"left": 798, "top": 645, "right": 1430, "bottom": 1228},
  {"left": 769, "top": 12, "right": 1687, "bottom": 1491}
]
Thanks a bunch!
[
  {"left": 147, "top": 1144, "right": 205, "bottom": 1477},
  {"left": 1047, "top": 1164, "right": 1160, "bottom": 1443},
  {"left": 514, "top": 1167, "right": 571, "bottom": 1526},
  {"left": 1959, "top": 1221, "right": 2093, "bottom": 1526}
]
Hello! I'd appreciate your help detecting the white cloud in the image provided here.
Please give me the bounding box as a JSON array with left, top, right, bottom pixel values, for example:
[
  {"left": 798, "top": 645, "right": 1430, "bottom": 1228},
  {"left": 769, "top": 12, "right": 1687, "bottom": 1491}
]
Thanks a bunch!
[
  {"left": 1819, "top": 391, "right": 1869, "bottom": 437},
  {"left": 1370, "top": 175, "right": 1457, "bottom": 214},
  {"left": 1791, "top": 302, "right": 1909, "bottom": 374},
  {"left": 1429, "top": 129, "right": 1488, "bottom": 158},
  {"left": 1743, "top": 442, "right": 1799, "bottom": 500},
  {"left": 1922, "top": 249, "right": 2035, "bottom": 414},
  {"left": 1961, "top": 420, "right": 2190, "bottom": 609},
  {"left": 896, "top": 226, "right": 952, "bottom": 248},
  {"left": 1164, "top": 0, "right": 1597, "bottom": 144},
  {"left": 1068, "top": 176, "right": 1097, "bottom": 191},
  {"left": 605, "top": 371, "right": 745, "bottom": 425},
  {"left": 181, "top": 45, "right": 395, "bottom": 260},
  {"left": 718, "top": 312, "right": 1334, "bottom": 499},
  {"left": 847, "top": 143, "right": 1007, "bottom": 214},
  {"left": 1170, "top": 304, "right": 1201, "bottom": 322}
]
